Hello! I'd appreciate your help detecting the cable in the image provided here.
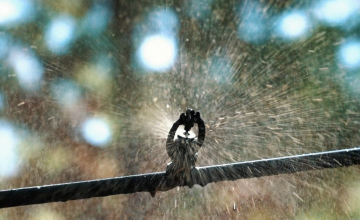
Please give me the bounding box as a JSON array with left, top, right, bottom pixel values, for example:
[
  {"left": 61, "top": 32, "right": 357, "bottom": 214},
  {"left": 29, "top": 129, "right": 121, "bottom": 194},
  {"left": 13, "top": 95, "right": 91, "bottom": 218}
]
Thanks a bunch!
[{"left": 0, "top": 147, "right": 360, "bottom": 208}]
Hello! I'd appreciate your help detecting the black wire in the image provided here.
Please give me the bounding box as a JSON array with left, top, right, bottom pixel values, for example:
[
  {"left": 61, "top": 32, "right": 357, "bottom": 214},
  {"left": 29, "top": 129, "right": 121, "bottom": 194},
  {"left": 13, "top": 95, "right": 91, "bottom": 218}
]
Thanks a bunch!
[{"left": 1, "top": 147, "right": 360, "bottom": 208}]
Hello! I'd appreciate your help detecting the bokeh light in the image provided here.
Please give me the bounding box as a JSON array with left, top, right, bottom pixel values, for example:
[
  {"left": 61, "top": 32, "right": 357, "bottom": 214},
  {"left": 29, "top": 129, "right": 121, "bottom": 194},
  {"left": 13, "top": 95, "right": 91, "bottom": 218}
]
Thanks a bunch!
[
  {"left": 137, "top": 34, "right": 177, "bottom": 72},
  {"left": 0, "top": 0, "right": 33, "bottom": 27},
  {"left": 314, "top": 0, "right": 360, "bottom": 28},
  {"left": 0, "top": 121, "right": 19, "bottom": 178},
  {"left": 147, "top": 8, "right": 179, "bottom": 35},
  {"left": 81, "top": 118, "right": 111, "bottom": 147},
  {"left": 238, "top": 16, "right": 267, "bottom": 44},
  {"left": 31, "top": 208, "right": 66, "bottom": 220},
  {"left": 132, "top": 8, "right": 179, "bottom": 73},
  {"left": 277, "top": 11, "right": 311, "bottom": 40},
  {"left": 7, "top": 47, "right": 44, "bottom": 91},
  {"left": 82, "top": 3, "right": 112, "bottom": 36},
  {"left": 45, "top": 15, "right": 77, "bottom": 55},
  {"left": 185, "top": 0, "right": 213, "bottom": 20},
  {"left": 76, "top": 55, "right": 113, "bottom": 93},
  {"left": 237, "top": 1, "right": 268, "bottom": 44},
  {"left": 207, "top": 56, "right": 233, "bottom": 83},
  {"left": 0, "top": 34, "right": 10, "bottom": 59},
  {"left": 0, "top": 93, "right": 4, "bottom": 111},
  {"left": 337, "top": 39, "right": 360, "bottom": 69},
  {"left": 51, "top": 79, "right": 82, "bottom": 108}
]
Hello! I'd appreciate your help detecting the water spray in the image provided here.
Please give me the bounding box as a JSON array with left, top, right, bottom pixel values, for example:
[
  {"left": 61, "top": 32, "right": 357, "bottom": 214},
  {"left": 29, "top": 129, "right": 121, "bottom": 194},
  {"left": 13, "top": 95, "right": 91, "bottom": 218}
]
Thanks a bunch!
[{"left": 0, "top": 109, "right": 360, "bottom": 208}]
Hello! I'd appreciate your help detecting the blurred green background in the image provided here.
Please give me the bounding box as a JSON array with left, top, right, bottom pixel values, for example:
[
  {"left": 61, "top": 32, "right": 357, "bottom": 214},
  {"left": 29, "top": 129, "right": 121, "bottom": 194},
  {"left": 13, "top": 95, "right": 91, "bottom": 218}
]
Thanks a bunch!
[{"left": 0, "top": 0, "right": 360, "bottom": 219}]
